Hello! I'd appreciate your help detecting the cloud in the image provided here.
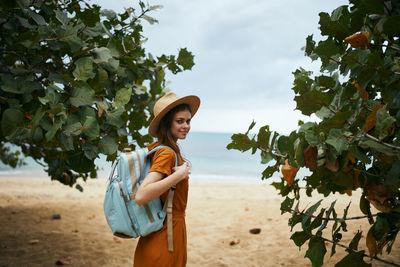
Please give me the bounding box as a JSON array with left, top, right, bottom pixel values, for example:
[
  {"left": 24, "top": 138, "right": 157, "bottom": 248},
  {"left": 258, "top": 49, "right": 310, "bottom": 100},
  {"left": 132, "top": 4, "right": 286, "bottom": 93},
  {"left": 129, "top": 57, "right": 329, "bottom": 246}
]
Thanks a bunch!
[{"left": 91, "top": 0, "right": 348, "bottom": 132}]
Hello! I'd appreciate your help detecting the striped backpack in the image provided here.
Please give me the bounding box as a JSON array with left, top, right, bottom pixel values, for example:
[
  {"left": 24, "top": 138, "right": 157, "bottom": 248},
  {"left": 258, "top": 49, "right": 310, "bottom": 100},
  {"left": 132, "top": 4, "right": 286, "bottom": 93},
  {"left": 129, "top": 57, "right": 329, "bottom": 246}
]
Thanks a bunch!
[{"left": 103, "top": 145, "right": 177, "bottom": 251}]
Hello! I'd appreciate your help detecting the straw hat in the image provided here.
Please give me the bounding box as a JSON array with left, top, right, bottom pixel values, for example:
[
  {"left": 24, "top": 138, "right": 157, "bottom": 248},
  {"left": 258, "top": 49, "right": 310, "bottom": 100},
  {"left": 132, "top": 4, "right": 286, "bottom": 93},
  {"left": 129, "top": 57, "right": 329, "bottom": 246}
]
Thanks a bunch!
[{"left": 148, "top": 92, "right": 200, "bottom": 137}]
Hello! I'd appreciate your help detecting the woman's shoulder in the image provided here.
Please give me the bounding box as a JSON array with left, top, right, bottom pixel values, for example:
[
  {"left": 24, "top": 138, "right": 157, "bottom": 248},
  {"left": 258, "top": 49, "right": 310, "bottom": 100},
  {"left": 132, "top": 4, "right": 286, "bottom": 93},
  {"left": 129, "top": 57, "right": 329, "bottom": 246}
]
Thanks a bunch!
[{"left": 147, "top": 142, "right": 176, "bottom": 161}]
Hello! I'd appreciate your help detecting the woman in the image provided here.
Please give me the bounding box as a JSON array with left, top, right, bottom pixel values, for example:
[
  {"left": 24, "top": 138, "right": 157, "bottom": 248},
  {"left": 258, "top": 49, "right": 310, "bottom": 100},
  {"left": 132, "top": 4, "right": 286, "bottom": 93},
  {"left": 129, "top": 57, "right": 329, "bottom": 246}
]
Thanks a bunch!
[{"left": 134, "top": 92, "right": 200, "bottom": 267}]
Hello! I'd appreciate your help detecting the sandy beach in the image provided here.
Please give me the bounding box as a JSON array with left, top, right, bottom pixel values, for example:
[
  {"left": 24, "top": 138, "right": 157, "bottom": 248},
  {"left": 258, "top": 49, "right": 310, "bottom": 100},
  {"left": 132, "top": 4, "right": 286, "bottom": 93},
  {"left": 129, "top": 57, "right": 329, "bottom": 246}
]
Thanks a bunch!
[{"left": 0, "top": 177, "right": 399, "bottom": 267}]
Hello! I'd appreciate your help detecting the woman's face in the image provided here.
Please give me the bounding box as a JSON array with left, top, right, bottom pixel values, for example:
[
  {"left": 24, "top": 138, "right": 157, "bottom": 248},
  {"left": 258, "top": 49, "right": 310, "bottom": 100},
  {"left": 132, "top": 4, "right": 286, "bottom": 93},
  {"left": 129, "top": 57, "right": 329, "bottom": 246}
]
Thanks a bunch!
[{"left": 170, "top": 110, "right": 192, "bottom": 140}]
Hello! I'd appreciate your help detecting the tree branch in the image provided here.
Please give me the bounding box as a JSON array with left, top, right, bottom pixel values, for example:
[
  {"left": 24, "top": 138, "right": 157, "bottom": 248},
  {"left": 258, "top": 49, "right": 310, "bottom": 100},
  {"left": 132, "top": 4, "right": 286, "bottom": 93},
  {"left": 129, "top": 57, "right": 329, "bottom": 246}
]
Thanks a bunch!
[
  {"left": 362, "top": 131, "right": 400, "bottom": 151},
  {"left": 319, "top": 236, "right": 400, "bottom": 267},
  {"left": 284, "top": 207, "right": 378, "bottom": 221},
  {"left": 258, "top": 146, "right": 286, "bottom": 158}
]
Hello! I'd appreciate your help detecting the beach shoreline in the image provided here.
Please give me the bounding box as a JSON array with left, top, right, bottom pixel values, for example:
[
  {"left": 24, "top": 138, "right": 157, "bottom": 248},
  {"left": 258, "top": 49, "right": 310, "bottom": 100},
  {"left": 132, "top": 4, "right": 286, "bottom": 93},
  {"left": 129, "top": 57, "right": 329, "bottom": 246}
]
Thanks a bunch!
[{"left": 0, "top": 177, "right": 398, "bottom": 266}]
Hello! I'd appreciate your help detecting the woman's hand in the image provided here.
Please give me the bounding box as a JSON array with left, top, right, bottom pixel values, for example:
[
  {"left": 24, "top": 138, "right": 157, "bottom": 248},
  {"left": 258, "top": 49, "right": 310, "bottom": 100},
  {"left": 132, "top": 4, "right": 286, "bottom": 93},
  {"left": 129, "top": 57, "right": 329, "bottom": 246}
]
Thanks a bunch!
[{"left": 172, "top": 162, "right": 191, "bottom": 181}]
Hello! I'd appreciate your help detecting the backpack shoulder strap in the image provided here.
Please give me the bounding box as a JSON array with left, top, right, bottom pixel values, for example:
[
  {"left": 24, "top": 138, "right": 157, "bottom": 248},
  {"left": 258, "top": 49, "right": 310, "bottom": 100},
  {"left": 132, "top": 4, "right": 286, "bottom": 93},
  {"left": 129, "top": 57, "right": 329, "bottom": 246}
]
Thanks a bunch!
[{"left": 148, "top": 145, "right": 178, "bottom": 252}]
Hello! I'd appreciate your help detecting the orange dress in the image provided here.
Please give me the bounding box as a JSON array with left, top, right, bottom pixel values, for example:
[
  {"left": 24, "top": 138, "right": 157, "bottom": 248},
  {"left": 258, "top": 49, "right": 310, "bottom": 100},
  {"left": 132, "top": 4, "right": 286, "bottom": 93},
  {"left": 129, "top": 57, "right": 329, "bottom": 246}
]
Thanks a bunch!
[{"left": 133, "top": 142, "right": 188, "bottom": 267}]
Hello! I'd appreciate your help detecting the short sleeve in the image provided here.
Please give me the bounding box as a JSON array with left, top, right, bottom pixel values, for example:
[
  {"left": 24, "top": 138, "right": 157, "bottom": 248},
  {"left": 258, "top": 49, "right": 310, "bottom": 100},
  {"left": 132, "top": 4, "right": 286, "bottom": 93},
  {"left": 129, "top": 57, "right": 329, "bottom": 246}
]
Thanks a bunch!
[{"left": 149, "top": 148, "right": 175, "bottom": 177}]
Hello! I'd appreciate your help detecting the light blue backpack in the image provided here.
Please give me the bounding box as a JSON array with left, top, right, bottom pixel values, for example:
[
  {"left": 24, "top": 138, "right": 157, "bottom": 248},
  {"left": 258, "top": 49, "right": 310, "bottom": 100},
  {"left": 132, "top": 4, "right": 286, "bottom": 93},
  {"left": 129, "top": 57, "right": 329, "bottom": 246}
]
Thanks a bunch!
[{"left": 103, "top": 145, "right": 177, "bottom": 251}]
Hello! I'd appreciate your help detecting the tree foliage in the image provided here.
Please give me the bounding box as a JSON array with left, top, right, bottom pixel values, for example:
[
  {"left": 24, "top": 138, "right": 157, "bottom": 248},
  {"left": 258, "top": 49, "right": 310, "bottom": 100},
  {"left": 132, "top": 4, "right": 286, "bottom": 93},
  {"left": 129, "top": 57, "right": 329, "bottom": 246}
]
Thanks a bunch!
[
  {"left": 228, "top": 0, "right": 400, "bottom": 265},
  {"left": 0, "top": 0, "right": 194, "bottom": 187}
]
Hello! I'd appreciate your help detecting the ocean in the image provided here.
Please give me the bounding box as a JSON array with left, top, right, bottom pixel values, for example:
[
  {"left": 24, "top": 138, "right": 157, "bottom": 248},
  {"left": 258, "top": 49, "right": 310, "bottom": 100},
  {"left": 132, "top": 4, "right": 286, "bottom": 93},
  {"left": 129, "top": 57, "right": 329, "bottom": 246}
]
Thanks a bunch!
[{"left": 0, "top": 132, "right": 276, "bottom": 184}]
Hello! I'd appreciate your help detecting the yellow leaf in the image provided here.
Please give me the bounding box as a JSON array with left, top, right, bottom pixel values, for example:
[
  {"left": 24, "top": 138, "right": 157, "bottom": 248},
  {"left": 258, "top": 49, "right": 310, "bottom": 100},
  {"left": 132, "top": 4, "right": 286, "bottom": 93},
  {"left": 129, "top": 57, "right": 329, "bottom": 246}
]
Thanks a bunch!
[
  {"left": 281, "top": 159, "right": 299, "bottom": 187},
  {"left": 345, "top": 31, "right": 370, "bottom": 50}
]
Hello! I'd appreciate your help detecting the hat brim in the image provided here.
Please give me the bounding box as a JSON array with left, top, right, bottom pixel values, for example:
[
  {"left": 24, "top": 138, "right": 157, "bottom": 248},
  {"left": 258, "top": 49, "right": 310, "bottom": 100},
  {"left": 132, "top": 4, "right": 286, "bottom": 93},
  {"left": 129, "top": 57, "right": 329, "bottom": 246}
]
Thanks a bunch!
[{"left": 148, "top": 95, "right": 200, "bottom": 137}]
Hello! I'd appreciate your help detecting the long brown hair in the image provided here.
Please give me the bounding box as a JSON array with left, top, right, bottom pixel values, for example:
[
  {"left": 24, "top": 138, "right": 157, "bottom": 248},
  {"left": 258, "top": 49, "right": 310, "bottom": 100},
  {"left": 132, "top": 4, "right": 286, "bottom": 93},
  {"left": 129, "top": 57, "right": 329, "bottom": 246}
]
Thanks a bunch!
[{"left": 156, "top": 104, "right": 191, "bottom": 165}]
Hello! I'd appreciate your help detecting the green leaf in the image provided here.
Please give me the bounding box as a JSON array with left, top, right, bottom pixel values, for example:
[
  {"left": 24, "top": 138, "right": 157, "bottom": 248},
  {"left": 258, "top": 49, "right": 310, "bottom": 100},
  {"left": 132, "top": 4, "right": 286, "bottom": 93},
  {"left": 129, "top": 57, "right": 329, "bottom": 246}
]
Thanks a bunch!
[
  {"left": 64, "top": 122, "right": 83, "bottom": 136},
  {"left": 101, "top": 9, "right": 117, "bottom": 20},
  {"left": 106, "top": 108, "right": 124, "bottom": 127},
  {"left": 347, "top": 231, "right": 362, "bottom": 252},
  {"left": 359, "top": 195, "right": 370, "bottom": 215},
  {"left": 227, "top": 133, "right": 252, "bottom": 152},
  {"left": 280, "top": 196, "right": 294, "bottom": 215},
  {"left": 70, "top": 84, "right": 95, "bottom": 107},
  {"left": 326, "top": 128, "right": 349, "bottom": 154},
  {"left": 55, "top": 9, "right": 68, "bottom": 26},
  {"left": 335, "top": 250, "right": 371, "bottom": 267},
  {"left": 260, "top": 151, "right": 274, "bottom": 164},
  {"left": 257, "top": 125, "right": 271, "bottom": 149},
  {"left": 277, "top": 136, "right": 290, "bottom": 154},
  {"left": 82, "top": 143, "right": 99, "bottom": 160},
  {"left": 305, "top": 236, "right": 326, "bottom": 267},
  {"left": 305, "top": 35, "right": 316, "bottom": 57},
  {"left": 98, "top": 136, "right": 118, "bottom": 155},
  {"left": 82, "top": 116, "right": 99, "bottom": 139},
  {"left": 385, "top": 160, "right": 400, "bottom": 185},
  {"left": 141, "top": 14, "right": 158, "bottom": 24},
  {"left": 67, "top": 151, "right": 95, "bottom": 173},
  {"left": 45, "top": 119, "right": 63, "bottom": 142},
  {"left": 349, "top": 146, "right": 371, "bottom": 164},
  {"left": 80, "top": 7, "right": 100, "bottom": 27},
  {"left": 245, "top": 120, "right": 256, "bottom": 135},
  {"left": 261, "top": 165, "right": 279, "bottom": 179},
  {"left": 177, "top": 48, "right": 195, "bottom": 70},
  {"left": 73, "top": 57, "right": 95, "bottom": 82},
  {"left": 93, "top": 47, "right": 113, "bottom": 64},
  {"left": 314, "top": 39, "right": 340, "bottom": 59},
  {"left": 28, "top": 10, "right": 46, "bottom": 25},
  {"left": 294, "top": 89, "right": 334, "bottom": 116},
  {"left": 291, "top": 231, "right": 311, "bottom": 247},
  {"left": 360, "top": 140, "right": 398, "bottom": 156},
  {"left": 92, "top": 68, "right": 108, "bottom": 92},
  {"left": 1, "top": 109, "right": 25, "bottom": 140},
  {"left": 383, "top": 15, "right": 400, "bottom": 36},
  {"left": 302, "top": 200, "right": 322, "bottom": 228},
  {"left": 113, "top": 87, "right": 132, "bottom": 108},
  {"left": 375, "top": 107, "right": 396, "bottom": 140},
  {"left": 292, "top": 68, "right": 314, "bottom": 94},
  {"left": 60, "top": 133, "right": 74, "bottom": 151}
]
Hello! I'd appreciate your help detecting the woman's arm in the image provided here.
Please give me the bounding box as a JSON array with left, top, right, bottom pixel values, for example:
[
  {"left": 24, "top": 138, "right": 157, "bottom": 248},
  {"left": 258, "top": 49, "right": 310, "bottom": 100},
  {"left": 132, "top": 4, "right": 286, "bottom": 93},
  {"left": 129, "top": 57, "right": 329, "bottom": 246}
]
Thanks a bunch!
[{"left": 135, "top": 162, "right": 190, "bottom": 206}]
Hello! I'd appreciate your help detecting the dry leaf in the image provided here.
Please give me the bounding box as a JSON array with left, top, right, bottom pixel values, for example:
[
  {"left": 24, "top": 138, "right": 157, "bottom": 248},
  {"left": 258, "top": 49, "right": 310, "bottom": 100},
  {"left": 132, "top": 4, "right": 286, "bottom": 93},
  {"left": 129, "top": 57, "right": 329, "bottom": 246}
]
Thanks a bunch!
[
  {"left": 366, "top": 227, "right": 387, "bottom": 257},
  {"left": 28, "top": 239, "right": 39, "bottom": 245},
  {"left": 364, "top": 104, "right": 384, "bottom": 132},
  {"left": 96, "top": 101, "right": 104, "bottom": 118},
  {"left": 366, "top": 183, "right": 391, "bottom": 205},
  {"left": 352, "top": 80, "right": 369, "bottom": 100},
  {"left": 229, "top": 239, "right": 240, "bottom": 246},
  {"left": 303, "top": 145, "right": 317, "bottom": 170},
  {"left": 345, "top": 31, "right": 370, "bottom": 50},
  {"left": 55, "top": 256, "right": 72, "bottom": 265},
  {"left": 347, "top": 151, "right": 356, "bottom": 164},
  {"left": 325, "top": 155, "right": 339, "bottom": 172},
  {"left": 366, "top": 227, "right": 378, "bottom": 257},
  {"left": 281, "top": 159, "right": 299, "bottom": 186},
  {"left": 249, "top": 228, "right": 261, "bottom": 234}
]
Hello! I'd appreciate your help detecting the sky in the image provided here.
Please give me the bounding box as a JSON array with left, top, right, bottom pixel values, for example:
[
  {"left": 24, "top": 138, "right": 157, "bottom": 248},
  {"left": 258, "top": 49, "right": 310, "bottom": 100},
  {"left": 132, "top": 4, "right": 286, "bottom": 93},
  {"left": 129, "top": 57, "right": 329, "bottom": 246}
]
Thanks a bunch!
[{"left": 91, "top": 0, "right": 349, "bottom": 134}]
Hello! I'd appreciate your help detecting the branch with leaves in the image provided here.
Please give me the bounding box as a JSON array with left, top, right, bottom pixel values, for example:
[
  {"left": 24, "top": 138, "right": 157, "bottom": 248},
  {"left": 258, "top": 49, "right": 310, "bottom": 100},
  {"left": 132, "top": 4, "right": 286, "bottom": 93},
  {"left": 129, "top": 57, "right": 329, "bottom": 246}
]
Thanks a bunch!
[{"left": 228, "top": 1, "right": 400, "bottom": 266}]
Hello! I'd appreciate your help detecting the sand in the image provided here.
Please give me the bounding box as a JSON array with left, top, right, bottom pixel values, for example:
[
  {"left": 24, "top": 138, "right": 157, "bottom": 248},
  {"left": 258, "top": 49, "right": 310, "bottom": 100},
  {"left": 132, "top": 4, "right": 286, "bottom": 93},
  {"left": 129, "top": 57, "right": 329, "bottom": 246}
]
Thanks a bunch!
[{"left": 0, "top": 177, "right": 399, "bottom": 267}]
